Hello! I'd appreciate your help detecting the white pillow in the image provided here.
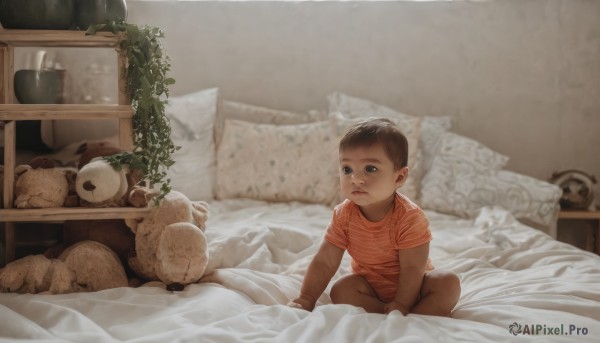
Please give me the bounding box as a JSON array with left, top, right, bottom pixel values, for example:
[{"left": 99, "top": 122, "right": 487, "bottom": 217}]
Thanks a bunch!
[
  {"left": 327, "top": 92, "right": 452, "bottom": 201},
  {"left": 216, "top": 119, "right": 338, "bottom": 204},
  {"left": 329, "top": 112, "right": 422, "bottom": 200},
  {"left": 166, "top": 88, "right": 219, "bottom": 201},
  {"left": 422, "top": 132, "right": 509, "bottom": 175}
]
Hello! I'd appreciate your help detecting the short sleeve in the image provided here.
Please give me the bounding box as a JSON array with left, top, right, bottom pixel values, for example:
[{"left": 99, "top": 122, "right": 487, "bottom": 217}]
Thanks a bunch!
[
  {"left": 395, "top": 208, "right": 432, "bottom": 249},
  {"left": 325, "top": 202, "right": 350, "bottom": 250}
]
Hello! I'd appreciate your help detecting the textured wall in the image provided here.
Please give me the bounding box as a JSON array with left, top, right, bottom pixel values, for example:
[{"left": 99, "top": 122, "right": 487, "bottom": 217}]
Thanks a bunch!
[
  {"left": 11, "top": 1, "right": 597, "bottom": 198},
  {"left": 126, "top": 0, "right": 600, "bottom": 193}
]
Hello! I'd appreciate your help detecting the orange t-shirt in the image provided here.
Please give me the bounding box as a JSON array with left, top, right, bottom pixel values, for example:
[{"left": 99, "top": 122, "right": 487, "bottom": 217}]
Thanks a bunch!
[{"left": 325, "top": 193, "right": 433, "bottom": 303}]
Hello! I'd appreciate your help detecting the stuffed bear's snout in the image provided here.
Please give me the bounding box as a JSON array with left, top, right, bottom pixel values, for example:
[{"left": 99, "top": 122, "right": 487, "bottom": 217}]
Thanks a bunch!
[{"left": 83, "top": 181, "right": 96, "bottom": 192}]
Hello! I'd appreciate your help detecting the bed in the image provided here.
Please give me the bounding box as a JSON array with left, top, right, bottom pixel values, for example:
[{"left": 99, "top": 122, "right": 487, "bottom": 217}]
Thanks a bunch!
[{"left": 1, "top": 90, "right": 600, "bottom": 342}]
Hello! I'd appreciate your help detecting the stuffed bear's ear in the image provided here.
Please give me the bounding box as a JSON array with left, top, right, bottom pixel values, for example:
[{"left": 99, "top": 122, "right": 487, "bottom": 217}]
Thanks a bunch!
[
  {"left": 191, "top": 201, "right": 209, "bottom": 230},
  {"left": 75, "top": 142, "right": 88, "bottom": 154},
  {"left": 78, "top": 144, "right": 122, "bottom": 169},
  {"left": 15, "top": 164, "right": 32, "bottom": 177},
  {"left": 124, "top": 218, "right": 142, "bottom": 234},
  {"left": 128, "top": 186, "right": 160, "bottom": 208},
  {"left": 193, "top": 201, "right": 209, "bottom": 213},
  {"left": 29, "top": 156, "right": 55, "bottom": 169}
]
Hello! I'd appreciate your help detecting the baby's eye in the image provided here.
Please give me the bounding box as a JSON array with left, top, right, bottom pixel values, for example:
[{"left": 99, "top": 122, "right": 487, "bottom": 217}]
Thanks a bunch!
[
  {"left": 365, "top": 165, "right": 378, "bottom": 173},
  {"left": 342, "top": 166, "right": 352, "bottom": 175}
]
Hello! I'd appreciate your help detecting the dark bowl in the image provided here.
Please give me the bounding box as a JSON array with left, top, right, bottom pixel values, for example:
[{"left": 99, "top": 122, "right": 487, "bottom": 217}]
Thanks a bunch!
[
  {"left": 0, "top": 0, "right": 75, "bottom": 30},
  {"left": 14, "top": 70, "right": 62, "bottom": 104}
]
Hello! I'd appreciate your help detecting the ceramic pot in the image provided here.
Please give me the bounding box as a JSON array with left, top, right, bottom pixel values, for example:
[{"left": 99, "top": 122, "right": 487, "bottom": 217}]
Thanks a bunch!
[
  {"left": 0, "top": 0, "right": 75, "bottom": 30},
  {"left": 75, "top": 0, "right": 127, "bottom": 30},
  {"left": 14, "top": 70, "right": 62, "bottom": 104}
]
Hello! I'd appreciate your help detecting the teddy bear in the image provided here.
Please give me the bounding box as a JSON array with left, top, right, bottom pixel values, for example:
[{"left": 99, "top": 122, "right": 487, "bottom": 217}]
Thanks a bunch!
[
  {"left": 0, "top": 191, "right": 210, "bottom": 293},
  {"left": 0, "top": 240, "right": 128, "bottom": 294},
  {"left": 124, "top": 191, "right": 210, "bottom": 290},
  {"left": 13, "top": 156, "right": 78, "bottom": 209}
]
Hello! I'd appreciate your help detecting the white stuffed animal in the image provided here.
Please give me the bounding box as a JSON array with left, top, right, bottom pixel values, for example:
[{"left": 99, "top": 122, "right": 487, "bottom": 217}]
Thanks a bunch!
[
  {"left": 75, "top": 157, "right": 130, "bottom": 207},
  {"left": 75, "top": 157, "right": 157, "bottom": 208}
]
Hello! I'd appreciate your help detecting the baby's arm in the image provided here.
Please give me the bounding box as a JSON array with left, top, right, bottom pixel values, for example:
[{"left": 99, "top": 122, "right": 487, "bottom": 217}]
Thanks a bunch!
[
  {"left": 289, "top": 240, "right": 344, "bottom": 311},
  {"left": 384, "top": 242, "right": 429, "bottom": 315}
]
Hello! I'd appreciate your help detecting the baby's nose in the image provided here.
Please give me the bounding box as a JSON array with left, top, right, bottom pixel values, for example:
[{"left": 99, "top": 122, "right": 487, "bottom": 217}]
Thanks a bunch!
[{"left": 351, "top": 173, "right": 365, "bottom": 184}]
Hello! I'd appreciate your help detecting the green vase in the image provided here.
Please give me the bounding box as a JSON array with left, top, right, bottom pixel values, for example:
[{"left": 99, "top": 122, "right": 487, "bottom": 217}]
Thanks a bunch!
[
  {"left": 75, "top": 0, "right": 127, "bottom": 30},
  {"left": 0, "top": 0, "right": 75, "bottom": 30}
]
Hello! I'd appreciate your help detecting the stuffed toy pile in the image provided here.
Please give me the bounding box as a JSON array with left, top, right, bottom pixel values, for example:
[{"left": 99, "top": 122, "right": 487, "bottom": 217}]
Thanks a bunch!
[{"left": 0, "top": 143, "right": 211, "bottom": 294}]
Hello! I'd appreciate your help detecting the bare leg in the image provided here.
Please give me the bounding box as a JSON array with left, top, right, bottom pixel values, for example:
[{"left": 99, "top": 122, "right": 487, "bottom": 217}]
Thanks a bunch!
[
  {"left": 330, "top": 274, "right": 384, "bottom": 313},
  {"left": 411, "top": 270, "right": 461, "bottom": 317}
]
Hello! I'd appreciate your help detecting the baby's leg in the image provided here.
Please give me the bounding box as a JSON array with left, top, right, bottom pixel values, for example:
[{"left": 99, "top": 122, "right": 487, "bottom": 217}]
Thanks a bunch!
[
  {"left": 411, "top": 269, "right": 460, "bottom": 317},
  {"left": 330, "top": 274, "right": 384, "bottom": 313}
]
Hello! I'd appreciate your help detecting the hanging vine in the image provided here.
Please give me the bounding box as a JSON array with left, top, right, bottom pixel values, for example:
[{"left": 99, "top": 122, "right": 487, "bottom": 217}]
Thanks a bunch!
[{"left": 87, "top": 20, "right": 177, "bottom": 201}]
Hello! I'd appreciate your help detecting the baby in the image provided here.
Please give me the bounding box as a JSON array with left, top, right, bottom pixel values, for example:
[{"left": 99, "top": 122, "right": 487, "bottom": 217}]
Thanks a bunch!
[{"left": 289, "top": 117, "right": 460, "bottom": 316}]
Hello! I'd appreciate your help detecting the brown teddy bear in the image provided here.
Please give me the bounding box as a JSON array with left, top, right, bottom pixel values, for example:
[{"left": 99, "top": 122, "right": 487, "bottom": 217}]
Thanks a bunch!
[
  {"left": 0, "top": 191, "right": 210, "bottom": 294},
  {"left": 0, "top": 240, "right": 128, "bottom": 294},
  {"left": 13, "top": 156, "right": 77, "bottom": 209},
  {"left": 125, "top": 191, "right": 210, "bottom": 290}
]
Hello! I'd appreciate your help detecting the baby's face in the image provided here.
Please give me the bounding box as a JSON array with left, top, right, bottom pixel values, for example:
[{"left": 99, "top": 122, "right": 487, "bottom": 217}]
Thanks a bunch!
[{"left": 339, "top": 144, "right": 405, "bottom": 209}]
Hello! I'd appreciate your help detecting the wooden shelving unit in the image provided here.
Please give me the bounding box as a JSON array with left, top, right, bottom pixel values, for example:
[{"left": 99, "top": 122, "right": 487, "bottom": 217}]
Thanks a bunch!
[
  {"left": 0, "top": 29, "right": 148, "bottom": 264},
  {"left": 558, "top": 210, "right": 600, "bottom": 255}
]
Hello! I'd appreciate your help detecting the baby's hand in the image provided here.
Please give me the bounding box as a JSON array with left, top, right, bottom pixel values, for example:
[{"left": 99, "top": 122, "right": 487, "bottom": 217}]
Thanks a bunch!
[
  {"left": 287, "top": 296, "right": 315, "bottom": 311},
  {"left": 286, "top": 301, "right": 304, "bottom": 309}
]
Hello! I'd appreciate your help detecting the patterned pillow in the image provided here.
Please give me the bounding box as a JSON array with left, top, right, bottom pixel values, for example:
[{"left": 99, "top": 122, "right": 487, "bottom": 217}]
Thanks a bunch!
[
  {"left": 166, "top": 88, "right": 219, "bottom": 201},
  {"left": 422, "top": 169, "right": 561, "bottom": 229},
  {"left": 329, "top": 112, "right": 422, "bottom": 200},
  {"left": 327, "top": 92, "right": 452, "bottom": 202},
  {"left": 419, "top": 132, "right": 561, "bottom": 228},
  {"left": 216, "top": 120, "right": 339, "bottom": 204}
]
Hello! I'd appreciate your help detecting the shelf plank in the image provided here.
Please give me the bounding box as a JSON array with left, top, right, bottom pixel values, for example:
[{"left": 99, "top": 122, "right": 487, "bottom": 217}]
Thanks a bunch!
[
  {"left": 558, "top": 210, "right": 600, "bottom": 220},
  {"left": 0, "top": 207, "right": 151, "bottom": 222},
  {"left": 0, "top": 29, "right": 122, "bottom": 48},
  {"left": 0, "top": 104, "right": 133, "bottom": 120}
]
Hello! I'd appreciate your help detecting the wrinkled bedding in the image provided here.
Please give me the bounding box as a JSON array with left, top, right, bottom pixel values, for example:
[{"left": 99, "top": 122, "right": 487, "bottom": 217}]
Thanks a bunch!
[{"left": 1, "top": 199, "right": 599, "bottom": 342}]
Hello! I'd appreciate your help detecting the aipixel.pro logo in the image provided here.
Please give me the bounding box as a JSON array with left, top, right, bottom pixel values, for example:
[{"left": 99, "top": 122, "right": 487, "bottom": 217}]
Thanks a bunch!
[{"left": 509, "top": 322, "right": 589, "bottom": 336}]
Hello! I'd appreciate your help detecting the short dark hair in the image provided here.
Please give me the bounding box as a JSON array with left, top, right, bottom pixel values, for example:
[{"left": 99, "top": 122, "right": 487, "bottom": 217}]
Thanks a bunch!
[{"left": 339, "top": 117, "right": 409, "bottom": 169}]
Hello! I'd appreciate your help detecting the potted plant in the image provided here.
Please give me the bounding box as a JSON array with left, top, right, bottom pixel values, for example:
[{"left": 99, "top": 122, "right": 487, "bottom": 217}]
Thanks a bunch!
[{"left": 87, "top": 20, "right": 177, "bottom": 202}]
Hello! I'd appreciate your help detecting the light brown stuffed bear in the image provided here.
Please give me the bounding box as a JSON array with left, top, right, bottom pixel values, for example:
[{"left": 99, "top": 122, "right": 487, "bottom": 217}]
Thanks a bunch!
[
  {"left": 0, "top": 240, "right": 128, "bottom": 294},
  {"left": 125, "top": 191, "right": 209, "bottom": 290},
  {"left": 13, "top": 157, "right": 77, "bottom": 209}
]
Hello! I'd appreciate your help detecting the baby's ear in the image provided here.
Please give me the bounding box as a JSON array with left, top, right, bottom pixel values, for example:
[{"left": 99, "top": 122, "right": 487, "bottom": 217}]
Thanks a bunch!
[{"left": 395, "top": 167, "right": 409, "bottom": 187}]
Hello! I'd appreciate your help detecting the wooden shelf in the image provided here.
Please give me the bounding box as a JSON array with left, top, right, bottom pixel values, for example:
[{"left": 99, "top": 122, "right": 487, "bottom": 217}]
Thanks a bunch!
[
  {"left": 0, "top": 104, "right": 133, "bottom": 120},
  {"left": 1, "top": 27, "right": 134, "bottom": 265},
  {"left": 558, "top": 210, "right": 600, "bottom": 220},
  {"left": 0, "top": 207, "right": 151, "bottom": 222},
  {"left": 0, "top": 29, "right": 122, "bottom": 48},
  {"left": 558, "top": 210, "right": 600, "bottom": 255}
]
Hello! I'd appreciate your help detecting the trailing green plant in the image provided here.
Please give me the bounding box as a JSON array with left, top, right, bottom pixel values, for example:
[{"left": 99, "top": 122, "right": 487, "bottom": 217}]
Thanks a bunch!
[{"left": 86, "top": 20, "right": 177, "bottom": 202}]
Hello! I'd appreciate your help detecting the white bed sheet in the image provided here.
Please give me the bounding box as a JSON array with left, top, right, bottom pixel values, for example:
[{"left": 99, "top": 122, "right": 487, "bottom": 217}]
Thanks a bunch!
[{"left": 1, "top": 200, "right": 599, "bottom": 342}]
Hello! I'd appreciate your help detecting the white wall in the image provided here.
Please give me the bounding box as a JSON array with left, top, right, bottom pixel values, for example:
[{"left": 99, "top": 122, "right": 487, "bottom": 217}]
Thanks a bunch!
[
  {"left": 9, "top": 1, "right": 597, "bottom": 197},
  {"left": 125, "top": 0, "right": 600, "bottom": 196}
]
